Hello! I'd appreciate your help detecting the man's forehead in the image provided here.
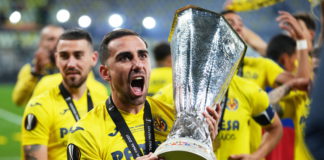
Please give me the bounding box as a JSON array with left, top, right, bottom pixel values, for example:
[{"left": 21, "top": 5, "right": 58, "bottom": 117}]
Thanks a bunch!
[
  {"left": 57, "top": 39, "right": 91, "bottom": 50},
  {"left": 108, "top": 36, "right": 146, "bottom": 53}
]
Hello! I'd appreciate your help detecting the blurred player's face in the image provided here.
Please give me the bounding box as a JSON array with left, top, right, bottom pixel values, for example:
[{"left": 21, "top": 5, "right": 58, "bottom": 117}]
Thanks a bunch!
[
  {"left": 40, "top": 26, "right": 64, "bottom": 52},
  {"left": 100, "top": 35, "right": 150, "bottom": 107},
  {"left": 224, "top": 13, "right": 244, "bottom": 37},
  {"left": 56, "top": 39, "right": 98, "bottom": 88}
]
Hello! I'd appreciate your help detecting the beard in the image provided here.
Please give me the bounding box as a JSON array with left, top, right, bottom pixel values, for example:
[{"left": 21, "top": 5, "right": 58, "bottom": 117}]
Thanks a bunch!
[{"left": 63, "top": 74, "right": 87, "bottom": 88}]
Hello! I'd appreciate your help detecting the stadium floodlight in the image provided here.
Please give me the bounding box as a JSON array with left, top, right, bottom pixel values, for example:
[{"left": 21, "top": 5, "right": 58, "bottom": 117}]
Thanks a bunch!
[
  {"left": 142, "top": 17, "right": 156, "bottom": 29},
  {"left": 9, "top": 11, "right": 21, "bottom": 24},
  {"left": 56, "top": 9, "right": 70, "bottom": 23},
  {"left": 78, "top": 15, "right": 91, "bottom": 28},
  {"left": 108, "top": 14, "right": 123, "bottom": 28}
]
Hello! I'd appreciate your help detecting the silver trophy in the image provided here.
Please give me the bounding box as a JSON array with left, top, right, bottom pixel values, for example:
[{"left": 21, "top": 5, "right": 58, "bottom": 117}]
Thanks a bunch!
[{"left": 154, "top": 6, "right": 246, "bottom": 160}]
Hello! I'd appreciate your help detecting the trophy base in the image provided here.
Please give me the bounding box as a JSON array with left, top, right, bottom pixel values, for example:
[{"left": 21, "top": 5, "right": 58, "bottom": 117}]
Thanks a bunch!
[{"left": 154, "top": 138, "right": 216, "bottom": 160}]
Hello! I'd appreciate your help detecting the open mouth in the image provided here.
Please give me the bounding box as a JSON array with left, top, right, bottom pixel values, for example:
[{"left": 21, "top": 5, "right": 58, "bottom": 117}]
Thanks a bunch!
[{"left": 130, "top": 76, "right": 144, "bottom": 96}]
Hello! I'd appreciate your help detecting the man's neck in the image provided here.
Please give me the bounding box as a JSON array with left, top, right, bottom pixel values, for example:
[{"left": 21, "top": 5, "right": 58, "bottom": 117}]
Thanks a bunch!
[
  {"left": 111, "top": 94, "right": 144, "bottom": 114},
  {"left": 62, "top": 82, "right": 87, "bottom": 100}
]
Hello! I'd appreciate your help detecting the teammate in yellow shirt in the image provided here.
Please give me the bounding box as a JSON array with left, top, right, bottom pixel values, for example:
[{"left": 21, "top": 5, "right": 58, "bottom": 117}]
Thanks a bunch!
[
  {"left": 154, "top": 75, "right": 282, "bottom": 160},
  {"left": 267, "top": 34, "right": 313, "bottom": 160},
  {"left": 12, "top": 25, "right": 64, "bottom": 106},
  {"left": 22, "top": 29, "right": 107, "bottom": 160},
  {"left": 67, "top": 29, "right": 220, "bottom": 160},
  {"left": 148, "top": 42, "right": 172, "bottom": 96}
]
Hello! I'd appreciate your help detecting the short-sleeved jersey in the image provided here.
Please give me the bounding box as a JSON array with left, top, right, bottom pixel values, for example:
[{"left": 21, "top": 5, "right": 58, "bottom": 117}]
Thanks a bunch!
[
  {"left": 215, "top": 75, "right": 273, "bottom": 160},
  {"left": 242, "top": 57, "right": 284, "bottom": 153},
  {"left": 148, "top": 67, "right": 172, "bottom": 96},
  {"left": 21, "top": 84, "right": 107, "bottom": 160},
  {"left": 243, "top": 57, "right": 284, "bottom": 89},
  {"left": 279, "top": 91, "right": 313, "bottom": 160},
  {"left": 67, "top": 97, "right": 175, "bottom": 160},
  {"left": 153, "top": 75, "right": 273, "bottom": 159},
  {"left": 32, "top": 72, "right": 108, "bottom": 98}
]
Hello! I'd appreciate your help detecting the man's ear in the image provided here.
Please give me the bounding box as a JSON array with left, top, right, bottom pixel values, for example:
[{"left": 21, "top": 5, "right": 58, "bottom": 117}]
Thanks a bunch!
[
  {"left": 91, "top": 51, "right": 99, "bottom": 67},
  {"left": 99, "top": 65, "right": 111, "bottom": 81}
]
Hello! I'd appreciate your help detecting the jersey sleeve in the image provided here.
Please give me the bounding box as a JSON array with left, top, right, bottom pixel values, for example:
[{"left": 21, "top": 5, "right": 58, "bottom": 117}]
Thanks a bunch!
[
  {"left": 67, "top": 124, "right": 101, "bottom": 160},
  {"left": 12, "top": 64, "right": 40, "bottom": 106},
  {"left": 21, "top": 95, "right": 52, "bottom": 146},
  {"left": 264, "top": 58, "right": 284, "bottom": 88},
  {"left": 250, "top": 85, "right": 275, "bottom": 126}
]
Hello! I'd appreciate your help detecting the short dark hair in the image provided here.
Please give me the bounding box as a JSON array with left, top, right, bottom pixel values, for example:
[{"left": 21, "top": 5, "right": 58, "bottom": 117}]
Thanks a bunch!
[
  {"left": 293, "top": 13, "right": 316, "bottom": 31},
  {"left": 153, "top": 42, "right": 171, "bottom": 62},
  {"left": 220, "top": 10, "right": 236, "bottom": 16},
  {"left": 266, "top": 34, "right": 296, "bottom": 62},
  {"left": 99, "top": 29, "right": 147, "bottom": 64},
  {"left": 59, "top": 28, "right": 93, "bottom": 45}
]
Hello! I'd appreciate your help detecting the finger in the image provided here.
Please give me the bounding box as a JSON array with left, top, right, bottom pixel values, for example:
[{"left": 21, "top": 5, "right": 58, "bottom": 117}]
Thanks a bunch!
[
  {"left": 204, "top": 112, "right": 217, "bottom": 139},
  {"left": 206, "top": 106, "right": 218, "bottom": 121}
]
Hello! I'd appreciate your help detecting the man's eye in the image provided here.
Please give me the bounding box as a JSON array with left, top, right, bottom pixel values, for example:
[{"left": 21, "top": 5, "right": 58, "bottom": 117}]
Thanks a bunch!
[
  {"left": 119, "top": 55, "right": 131, "bottom": 61},
  {"left": 60, "top": 54, "right": 69, "bottom": 59},
  {"left": 139, "top": 53, "right": 147, "bottom": 59}
]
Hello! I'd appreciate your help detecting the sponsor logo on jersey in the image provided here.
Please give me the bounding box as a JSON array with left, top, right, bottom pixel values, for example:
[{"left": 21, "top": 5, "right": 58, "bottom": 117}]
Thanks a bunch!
[
  {"left": 153, "top": 117, "right": 167, "bottom": 132},
  {"left": 60, "top": 126, "right": 84, "bottom": 138},
  {"left": 24, "top": 114, "right": 37, "bottom": 131},
  {"left": 111, "top": 141, "right": 161, "bottom": 160},
  {"left": 226, "top": 98, "right": 239, "bottom": 111},
  {"left": 243, "top": 71, "right": 258, "bottom": 80},
  {"left": 220, "top": 120, "right": 240, "bottom": 131},
  {"left": 217, "top": 133, "right": 237, "bottom": 141},
  {"left": 108, "top": 128, "right": 119, "bottom": 137}
]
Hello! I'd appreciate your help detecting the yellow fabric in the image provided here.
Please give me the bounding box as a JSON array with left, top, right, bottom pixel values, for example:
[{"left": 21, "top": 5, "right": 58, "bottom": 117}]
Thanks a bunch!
[
  {"left": 216, "top": 75, "right": 271, "bottom": 160},
  {"left": 21, "top": 85, "right": 107, "bottom": 160},
  {"left": 243, "top": 57, "right": 284, "bottom": 89},
  {"left": 153, "top": 76, "right": 272, "bottom": 159},
  {"left": 279, "top": 91, "right": 313, "bottom": 160},
  {"left": 32, "top": 72, "right": 108, "bottom": 98},
  {"left": 226, "top": 0, "right": 283, "bottom": 12},
  {"left": 67, "top": 97, "right": 175, "bottom": 160},
  {"left": 243, "top": 57, "right": 284, "bottom": 153},
  {"left": 148, "top": 67, "right": 172, "bottom": 96},
  {"left": 12, "top": 64, "right": 41, "bottom": 106}
]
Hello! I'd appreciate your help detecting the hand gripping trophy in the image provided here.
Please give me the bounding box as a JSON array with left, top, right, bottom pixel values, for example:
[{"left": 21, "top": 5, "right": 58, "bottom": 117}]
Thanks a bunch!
[{"left": 154, "top": 5, "right": 246, "bottom": 160}]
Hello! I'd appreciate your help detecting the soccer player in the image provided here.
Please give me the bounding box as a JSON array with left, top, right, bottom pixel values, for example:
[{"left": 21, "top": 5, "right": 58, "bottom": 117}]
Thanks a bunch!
[
  {"left": 153, "top": 75, "right": 283, "bottom": 160},
  {"left": 148, "top": 42, "right": 172, "bottom": 96},
  {"left": 67, "top": 29, "right": 220, "bottom": 160},
  {"left": 21, "top": 29, "right": 107, "bottom": 160},
  {"left": 267, "top": 34, "right": 313, "bottom": 160},
  {"left": 12, "top": 25, "right": 64, "bottom": 106}
]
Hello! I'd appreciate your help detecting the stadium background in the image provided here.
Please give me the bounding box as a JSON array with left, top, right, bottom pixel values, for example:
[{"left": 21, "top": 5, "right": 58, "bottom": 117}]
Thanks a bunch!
[{"left": 0, "top": 0, "right": 321, "bottom": 159}]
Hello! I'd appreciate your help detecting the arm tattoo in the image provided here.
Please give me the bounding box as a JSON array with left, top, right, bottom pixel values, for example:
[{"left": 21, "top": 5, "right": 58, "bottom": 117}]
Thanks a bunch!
[
  {"left": 24, "top": 145, "right": 41, "bottom": 160},
  {"left": 268, "top": 84, "right": 291, "bottom": 105}
]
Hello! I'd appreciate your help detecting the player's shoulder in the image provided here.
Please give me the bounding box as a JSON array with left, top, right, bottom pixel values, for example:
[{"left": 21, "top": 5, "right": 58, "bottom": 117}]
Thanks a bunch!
[
  {"left": 231, "top": 75, "right": 265, "bottom": 98},
  {"left": 147, "top": 96, "right": 174, "bottom": 111},
  {"left": 27, "top": 87, "right": 60, "bottom": 107}
]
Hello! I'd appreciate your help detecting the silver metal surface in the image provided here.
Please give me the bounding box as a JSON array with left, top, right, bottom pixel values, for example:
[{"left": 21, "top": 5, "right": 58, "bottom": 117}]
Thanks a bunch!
[{"left": 167, "top": 6, "right": 246, "bottom": 158}]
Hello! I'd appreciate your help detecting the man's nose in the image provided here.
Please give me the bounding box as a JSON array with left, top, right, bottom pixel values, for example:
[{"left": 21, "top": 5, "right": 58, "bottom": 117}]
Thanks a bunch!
[
  {"left": 67, "top": 57, "right": 77, "bottom": 67},
  {"left": 132, "top": 57, "right": 145, "bottom": 72}
]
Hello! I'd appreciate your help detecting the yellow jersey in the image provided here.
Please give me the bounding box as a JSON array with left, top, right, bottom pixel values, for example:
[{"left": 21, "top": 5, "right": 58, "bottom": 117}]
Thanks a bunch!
[
  {"left": 243, "top": 57, "right": 284, "bottom": 89},
  {"left": 32, "top": 72, "right": 108, "bottom": 98},
  {"left": 242, "top": 57, "right": 284, "bottom": 153},
  {"left": 148, "top": 67, "right": 172, "bottom": 96},
  {"left": 67, "top": 97, "right": 175, "bottom": 160},
  {"left": 153, "top": 76, "right": 273, "bottom": 159},
  {"left": 21, "top": 84, "right": 107, "bottom": 160},
  {"left": 279, "top": 91, "right": 313, "bottom": 160}
]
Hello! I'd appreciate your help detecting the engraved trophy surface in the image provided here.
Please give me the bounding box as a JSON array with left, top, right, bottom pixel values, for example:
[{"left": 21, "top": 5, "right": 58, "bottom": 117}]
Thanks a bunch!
[{"left": 154, "top": 6, "right": 246, "bottom": 160}]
